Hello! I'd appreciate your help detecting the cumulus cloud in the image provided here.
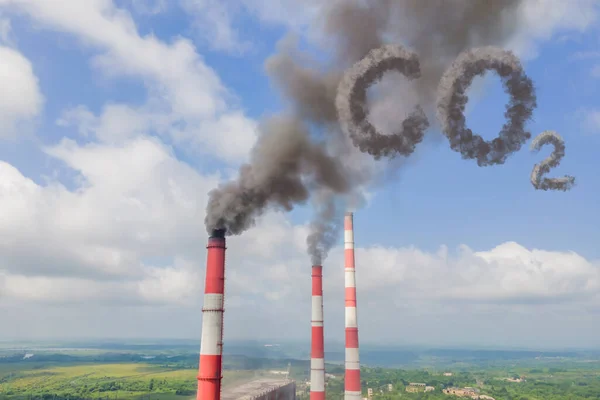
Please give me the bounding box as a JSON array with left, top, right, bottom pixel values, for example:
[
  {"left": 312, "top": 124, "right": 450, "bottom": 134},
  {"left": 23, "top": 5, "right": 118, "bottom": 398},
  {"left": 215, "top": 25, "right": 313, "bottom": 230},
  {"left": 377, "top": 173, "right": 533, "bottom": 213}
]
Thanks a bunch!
[
  {"left": 0, "top": 136, "right": 218, "bottom": 282},
  {"left": 0, "top": 0, "right": 598, "bottom": 347},
  {"left": 2, "top": 159, "right": 599, "bottom": 343},
  {"left": 0, "top": 45, "right": 44, "bottom": 138},
  {"left": 181, "top": 0, "right": 252, "bottom": 54},
  {"left": 506, "top": 0, "right": 598, "bottom": 59},
  {"left": 0, "top": 0, "right": 256, "bottom": 163}
]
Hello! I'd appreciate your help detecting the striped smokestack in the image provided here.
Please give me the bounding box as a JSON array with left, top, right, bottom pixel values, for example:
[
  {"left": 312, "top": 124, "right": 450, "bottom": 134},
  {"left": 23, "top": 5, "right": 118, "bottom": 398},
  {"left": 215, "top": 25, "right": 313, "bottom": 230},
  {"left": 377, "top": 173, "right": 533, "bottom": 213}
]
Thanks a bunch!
[
  {"left": 344, "top": 213, "right": 361, "bottom": 399},
  {"left": 311, "top": 265, "right": 325, "bottom": 400},
  {"left": 197, "top": 229, "right": 226, "bottom": 400}
]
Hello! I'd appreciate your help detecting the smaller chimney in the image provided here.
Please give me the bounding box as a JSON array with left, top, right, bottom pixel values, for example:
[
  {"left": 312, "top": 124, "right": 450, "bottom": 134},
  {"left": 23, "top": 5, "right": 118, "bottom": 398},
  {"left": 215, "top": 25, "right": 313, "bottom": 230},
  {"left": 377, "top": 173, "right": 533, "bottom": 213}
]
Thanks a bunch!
[
  {"left": 197, "top": 229, "right": 227, "bottom": 400},
  {"left": 310, "top": 265, "right": 325, "bottom": 400},
  {"left": 344, "top": 213, "right": 361, "bottom": 400}
]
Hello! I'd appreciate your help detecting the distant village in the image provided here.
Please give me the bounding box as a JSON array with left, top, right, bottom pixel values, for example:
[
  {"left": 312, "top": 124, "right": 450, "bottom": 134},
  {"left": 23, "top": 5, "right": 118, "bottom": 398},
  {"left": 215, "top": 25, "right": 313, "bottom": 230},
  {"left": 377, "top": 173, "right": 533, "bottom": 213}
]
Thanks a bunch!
[
  {"left": 360, "top": 371, "right": 527, "bottom": 400},
  {"left": 299, "top": 369, "right": 527, "bottom": 399}
]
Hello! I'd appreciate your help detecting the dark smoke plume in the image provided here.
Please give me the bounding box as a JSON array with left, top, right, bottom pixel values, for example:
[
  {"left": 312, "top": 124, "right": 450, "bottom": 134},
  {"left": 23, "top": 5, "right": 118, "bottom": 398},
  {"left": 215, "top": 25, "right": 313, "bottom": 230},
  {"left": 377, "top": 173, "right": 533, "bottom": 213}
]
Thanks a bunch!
[
  {"left": 205, "top": 116, "right": 350, "bottom": 235},
  {"left": 306, "top": 190, "right": 339, "bottom": 265},
  {"left": 206, "top": 0, "right": 532, "bottom": 263},
  {"left": 530, "top": 130, "right": 576, "bottom": 191},
  {"left": 436, "top": 46, "right": 537, "bottom": 166}
]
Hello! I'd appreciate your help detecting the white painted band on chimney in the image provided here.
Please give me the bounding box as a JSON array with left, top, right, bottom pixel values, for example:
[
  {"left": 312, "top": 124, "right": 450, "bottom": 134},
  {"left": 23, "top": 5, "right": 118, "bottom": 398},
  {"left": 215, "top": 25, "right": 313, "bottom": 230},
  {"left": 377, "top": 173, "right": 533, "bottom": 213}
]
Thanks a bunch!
[
  {"left": 310, "top": 370, "right": 325, "bottom": 392},
  {"left": 345, "top": 347, "right": 360, "bottom": 364},
  {"left": 344, "top": 391, "right": 362, "bottom": 399},
  {"left": 311, "top": 295, "right": 323, "bottom": 322},
  {"left": 311, "top": 357, "right": 325, "bottom": 370},
  {"left": 344, "top": 269, "right": 356, "bottom": 288},
  {"left": 312, "top": 321, "right": 324, "bottom": 327},
  {"left": 344, "top": 230, "right": 354, "bottom": 244},
  {"left": 345, "top": 306, "right": 357, "bottom": 328},
  {"left": 345, "top": 361, "right": 360, "bottom": 371},
  {"left": 200, "top": 294, "right": 224, "bottom": 356}
]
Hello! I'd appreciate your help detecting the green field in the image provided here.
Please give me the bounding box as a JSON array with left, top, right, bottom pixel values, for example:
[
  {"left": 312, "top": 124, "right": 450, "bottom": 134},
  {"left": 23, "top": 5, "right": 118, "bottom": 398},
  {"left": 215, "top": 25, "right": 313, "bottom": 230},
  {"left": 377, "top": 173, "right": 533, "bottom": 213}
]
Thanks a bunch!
[
  {"left": 0, "top": 362, "right": 259, "bottom": 400},
  {"left": 2, "top": 341, "right": 600, "bottom": 400}
]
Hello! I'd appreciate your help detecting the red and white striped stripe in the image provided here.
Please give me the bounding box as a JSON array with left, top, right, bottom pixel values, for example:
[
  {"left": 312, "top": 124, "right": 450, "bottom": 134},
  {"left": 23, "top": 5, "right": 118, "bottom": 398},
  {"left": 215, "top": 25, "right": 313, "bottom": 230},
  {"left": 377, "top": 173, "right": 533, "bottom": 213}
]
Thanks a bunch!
[
  {"left": 344, "top": 213, "right": 361, "bottom": 400},
  {"left": 311, "top": 265, "right": 325, "bottom": 400},
  {"left": 197, "top": 230, "right": 226, "bottom": 400}
]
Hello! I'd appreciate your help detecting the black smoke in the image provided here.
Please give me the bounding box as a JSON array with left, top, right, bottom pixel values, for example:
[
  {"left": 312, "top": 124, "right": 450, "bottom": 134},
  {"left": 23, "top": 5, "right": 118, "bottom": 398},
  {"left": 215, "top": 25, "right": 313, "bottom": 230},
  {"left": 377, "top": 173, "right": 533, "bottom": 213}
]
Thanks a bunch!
[{"left": 206, "top": 0, "right": 531, "bottom": 263}]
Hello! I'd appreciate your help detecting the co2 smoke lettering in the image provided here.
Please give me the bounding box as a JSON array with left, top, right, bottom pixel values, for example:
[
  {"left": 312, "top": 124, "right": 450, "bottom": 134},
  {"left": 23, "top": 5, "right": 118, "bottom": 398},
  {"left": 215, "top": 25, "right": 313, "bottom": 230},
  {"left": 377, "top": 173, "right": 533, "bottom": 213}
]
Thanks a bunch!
[{"left": 337, "top": 45, "right": 575, "bottom": 191}]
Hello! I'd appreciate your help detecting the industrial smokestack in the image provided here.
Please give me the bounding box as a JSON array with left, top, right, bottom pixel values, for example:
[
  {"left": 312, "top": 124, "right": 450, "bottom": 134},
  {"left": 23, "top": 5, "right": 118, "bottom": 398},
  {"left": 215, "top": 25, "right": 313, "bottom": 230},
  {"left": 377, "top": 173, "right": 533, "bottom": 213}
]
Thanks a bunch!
[
  {"left": 311, "top": 265, "right": 325, "bottom": 400},
  {"left": 197, "top": 229, "right": 226, "bottom": 400},
  {"left": 344, "top": 213, "right": 361, "bottom": 399}
]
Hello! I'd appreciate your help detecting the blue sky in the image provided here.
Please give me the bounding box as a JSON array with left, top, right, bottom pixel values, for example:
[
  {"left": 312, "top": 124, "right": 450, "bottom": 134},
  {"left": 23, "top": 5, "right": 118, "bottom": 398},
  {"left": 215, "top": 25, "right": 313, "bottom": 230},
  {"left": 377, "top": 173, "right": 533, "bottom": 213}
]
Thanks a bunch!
[
  {"left": 10, "top": 2, "right": 598, "bottom": 258},
  {"left": 0, "top": 0, "right": 600, "bottom": 348}
]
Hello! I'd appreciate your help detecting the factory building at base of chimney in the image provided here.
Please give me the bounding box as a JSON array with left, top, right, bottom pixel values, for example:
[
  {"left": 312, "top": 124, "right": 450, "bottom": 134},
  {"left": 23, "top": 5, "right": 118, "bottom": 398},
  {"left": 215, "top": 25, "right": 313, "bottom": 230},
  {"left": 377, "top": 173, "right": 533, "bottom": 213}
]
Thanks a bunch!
[{"left": 220, "top": 379, "right": 297, "bottom": 400}]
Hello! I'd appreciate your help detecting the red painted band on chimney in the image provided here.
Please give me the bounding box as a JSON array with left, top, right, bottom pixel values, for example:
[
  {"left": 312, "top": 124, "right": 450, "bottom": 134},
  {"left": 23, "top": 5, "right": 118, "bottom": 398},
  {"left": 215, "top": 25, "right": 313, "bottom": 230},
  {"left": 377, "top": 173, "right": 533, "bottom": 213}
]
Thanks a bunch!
[
  {"left": 345, "top": 369, "right": 361, "bottom": 391},
  {"left": 310, "top": 392, "right": 326, "bottom": 400},
  {"left": 197, "top": 355, "right": 222, "bottom": 379},
  {"left": 204, "top": 238, "right": 225, "bottom": 294},
  {"left": 344, "top": 213, "right": 353, "bottom": 230},
  {"left": 345, "top": 328, "right": 359, "bottom": 348},
  {"left": 311, "top": 326, "right": 324, "bottom": 358},
  {"left": 312, "top": 265, "right": 323, "bottom": 295},
  {"left": 345, "top": 288, "right": 356, "bottom": 305},
  {"left": 344, "top": 250, "right": 355, "bottom": 268}
]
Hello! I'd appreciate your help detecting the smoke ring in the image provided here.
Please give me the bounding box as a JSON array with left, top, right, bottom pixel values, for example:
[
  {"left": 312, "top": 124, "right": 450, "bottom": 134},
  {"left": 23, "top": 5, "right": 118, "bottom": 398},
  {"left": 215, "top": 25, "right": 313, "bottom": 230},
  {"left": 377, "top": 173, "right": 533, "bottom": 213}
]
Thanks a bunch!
[
  {"left": 336, "top": 44, "right": 430, "bottom": 159},
  {"left": 530, "top": 130, "right": 575, "bottom": 191},
  {"left": 436, "top": 46, "right": 537, "bottom": 166}
]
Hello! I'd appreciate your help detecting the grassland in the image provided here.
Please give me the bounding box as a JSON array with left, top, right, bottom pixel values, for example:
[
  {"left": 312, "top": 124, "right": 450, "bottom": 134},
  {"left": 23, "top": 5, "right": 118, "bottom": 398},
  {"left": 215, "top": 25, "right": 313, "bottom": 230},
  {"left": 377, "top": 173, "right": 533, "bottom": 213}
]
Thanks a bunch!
[
  {"left": 0, "top": 362, "right": 260, "bottom": 400},
  {"left": 2, "top": 341, "right": 600, "bottom": 400}
]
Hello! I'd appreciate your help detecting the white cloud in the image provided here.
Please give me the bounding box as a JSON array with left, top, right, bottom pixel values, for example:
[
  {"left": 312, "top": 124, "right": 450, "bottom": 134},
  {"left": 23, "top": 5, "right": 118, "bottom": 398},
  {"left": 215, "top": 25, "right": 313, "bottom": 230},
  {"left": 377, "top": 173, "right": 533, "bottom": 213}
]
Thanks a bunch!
[
  {"left": 0, "top": 0, "right": 256, "bottom": 162},
  {"left": 2, "top": 156, "right": 599, "bottom": 344},
  {"left": 0, "top": 45, "right": 43, "bottom": 138},
  {"left": 57, "top": 104, "right": 149, "bottom": 143},
  {"left": 137, "top": 258, "right": 202, "bottom": 305},
  {"left": 507, "top": 0, "right": 598, "bottom": 59},
  {"left": 56, "top": 103, "right": 258, "bottom": 161},
  {"left": 0, "top": 136, "right": 219, "bottom": 282},
  {"left": 181, "top": 0, "right": 252, "bottom": 54},
  {"left": 0, "top": 0, "right": 599, "bottom": 347}
]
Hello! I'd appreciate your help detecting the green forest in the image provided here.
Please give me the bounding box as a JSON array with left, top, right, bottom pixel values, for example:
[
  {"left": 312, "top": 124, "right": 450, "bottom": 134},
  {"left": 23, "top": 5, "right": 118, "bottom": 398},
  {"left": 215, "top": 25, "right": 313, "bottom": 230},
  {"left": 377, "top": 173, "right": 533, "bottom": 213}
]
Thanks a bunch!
[{"left": 312, "top": 365, "right": 600, "bottom": 400}]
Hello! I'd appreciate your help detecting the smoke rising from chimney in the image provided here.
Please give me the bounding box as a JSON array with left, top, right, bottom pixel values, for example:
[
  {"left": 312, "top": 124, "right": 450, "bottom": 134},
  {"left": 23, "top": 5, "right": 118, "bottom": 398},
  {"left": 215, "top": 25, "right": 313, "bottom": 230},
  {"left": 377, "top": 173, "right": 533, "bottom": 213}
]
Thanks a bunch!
[
  {"left": 306, "top": 190, "right": 339, "bottom": 266},
  {"left": 205, "top": 0, "right": 535, "bottom": 263}
]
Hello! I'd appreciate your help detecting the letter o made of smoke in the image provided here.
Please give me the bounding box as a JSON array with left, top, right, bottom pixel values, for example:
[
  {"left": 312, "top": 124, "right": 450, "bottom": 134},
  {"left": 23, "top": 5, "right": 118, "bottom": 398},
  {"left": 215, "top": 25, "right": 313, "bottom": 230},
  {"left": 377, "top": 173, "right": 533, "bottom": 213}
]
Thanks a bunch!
[
  {"left": 436, "top": 46, "right": 537, "bottom": 167},
  {"left": 335, "top": 44, "right": 430, "bottom": 160}
]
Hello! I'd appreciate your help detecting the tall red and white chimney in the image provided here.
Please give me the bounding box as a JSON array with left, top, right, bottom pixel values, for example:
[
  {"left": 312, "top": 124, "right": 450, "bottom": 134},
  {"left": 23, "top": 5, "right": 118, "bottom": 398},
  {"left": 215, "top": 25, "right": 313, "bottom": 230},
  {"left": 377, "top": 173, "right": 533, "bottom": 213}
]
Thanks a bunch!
[
  {"left": 311, "top": 265, "right": 325, "bottom": 400},
  {"left": 197, "top": 229, "right": 226, "bottom": 400},
  {"left": 344, "top": 213, "right": 361, "bottom": 399}
]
